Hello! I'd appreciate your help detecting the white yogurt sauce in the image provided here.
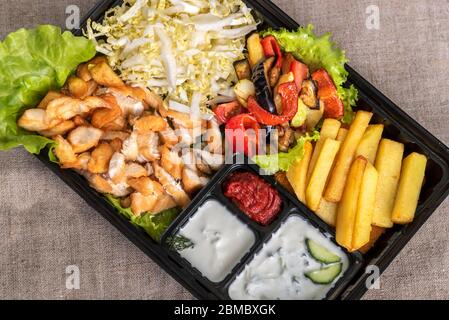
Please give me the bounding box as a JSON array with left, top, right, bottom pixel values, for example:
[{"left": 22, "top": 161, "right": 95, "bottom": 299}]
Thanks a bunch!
[
  {"left": 178, "top": 199, "right": 256, "bottom": 283},
  {"left": 228, "top": 215, "right": 348, "bottom": 300}
]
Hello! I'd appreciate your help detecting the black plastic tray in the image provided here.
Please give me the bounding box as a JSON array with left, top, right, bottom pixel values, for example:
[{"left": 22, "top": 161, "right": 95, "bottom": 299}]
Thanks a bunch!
[{"left": 34, "top": 0, "right": 449, "bottom": 300}]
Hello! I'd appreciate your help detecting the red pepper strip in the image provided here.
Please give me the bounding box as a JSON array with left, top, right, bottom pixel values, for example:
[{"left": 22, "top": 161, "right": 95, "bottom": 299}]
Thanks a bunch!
[
  {"left": 261, "top": 36, "right": 283, "bottom": 68},
  {"left": 311, "top": 69, "right": 344, "bottom": 119},
  {"left": 290, "top": 60, "right": 309, "bottom": 91},
  {"left": 247, "top": 81, "right": 298, "bottom": 126},
  {"left": 213, "top": 101, "right": 242, "bottom": 124},
  {"left": 225, "top": 113, "right": 260, "bottom": 156}
]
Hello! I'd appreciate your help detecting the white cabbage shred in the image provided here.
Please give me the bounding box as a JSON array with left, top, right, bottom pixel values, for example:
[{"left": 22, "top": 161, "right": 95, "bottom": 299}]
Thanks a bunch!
[{"left": 86, "top": 0, "right": 257, "bottom": 112}]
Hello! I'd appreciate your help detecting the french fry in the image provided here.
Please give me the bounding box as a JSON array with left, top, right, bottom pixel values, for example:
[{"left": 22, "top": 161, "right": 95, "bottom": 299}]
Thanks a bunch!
[
  {"left": 336, "top": 156, "right": 367, "bottom": 251},
  {"left": 352, "top": 162, "right": 378, "bottom": 250},
  {"left": 359, "top": 226, "right": 386, "bottom": 254},
  {"left": 306, "top": 139, "right": 341, "bottom": 212},
  {"left": 372, "top": 139, "right": 404, "bottom": 228},
  {"left": 325, "top": 111, "right": 373, "bottom": 202},
  {"left": 391, "top": 152, "right": 427, "bottom": 224},
  {"left": 355, "top": 124, "right": 384, "bottom": 164},
  {"left": 336, "top": 128, "right": 348, "bottom": 142},
  {"left": 287, "top": 141, "right": 313, "bottom": 203},
  {"left": 247, "top": 33, "right": 265, "bottom": 68},
  {"left": 307, "top": 119, "right": 341, "bottom": 182},
  {"left": 316, "top": 199, "right": 338, "bottom": 227}
]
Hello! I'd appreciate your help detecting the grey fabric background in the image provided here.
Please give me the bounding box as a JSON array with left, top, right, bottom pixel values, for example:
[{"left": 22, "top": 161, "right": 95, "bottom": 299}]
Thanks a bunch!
[{"left": 0, "top": 0, "right": 448, "bottom": 300}]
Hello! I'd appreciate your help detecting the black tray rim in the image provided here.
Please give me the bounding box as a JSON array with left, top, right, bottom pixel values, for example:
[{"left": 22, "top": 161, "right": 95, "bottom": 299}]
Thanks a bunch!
[{"left": 29, "top": 0, "right": 449, "bottom": 300}]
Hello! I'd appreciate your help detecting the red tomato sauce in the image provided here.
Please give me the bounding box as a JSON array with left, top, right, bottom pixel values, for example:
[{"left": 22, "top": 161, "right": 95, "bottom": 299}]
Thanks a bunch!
[{"left": 223, "top": 171, "right": 282, "bottom": 226}]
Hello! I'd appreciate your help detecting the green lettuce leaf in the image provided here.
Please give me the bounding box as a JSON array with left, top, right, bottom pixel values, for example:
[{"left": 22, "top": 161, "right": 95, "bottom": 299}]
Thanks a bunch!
[
  {"left": 261, "top": 25, "right": 358, "bottom": 124},
  {"left": 252, "top": 130, "right": 320, "bottom": 174},
  {"left": 0, "top": 25, "right": 96, "bottom": 154},
  {"left": 105, "top": 194, "right": 180, "bottom": 242}
]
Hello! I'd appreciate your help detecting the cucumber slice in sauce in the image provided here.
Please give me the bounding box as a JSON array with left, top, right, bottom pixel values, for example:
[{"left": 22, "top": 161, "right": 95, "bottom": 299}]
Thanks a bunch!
[
  {"left": 306, "top": 239, "right": 341, "bottom": 264},
  {"left": 304, "top": 263, "right": 342, "bottom": 285}
]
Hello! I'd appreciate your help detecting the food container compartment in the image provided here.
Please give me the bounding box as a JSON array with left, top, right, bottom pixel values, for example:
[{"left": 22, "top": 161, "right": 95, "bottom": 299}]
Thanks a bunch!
[
  {"left": 29, "top": 0, "right": 449, "bottom": 300},
  {"left": 161, "top": 161, "right": 363, "bottom": 300}
]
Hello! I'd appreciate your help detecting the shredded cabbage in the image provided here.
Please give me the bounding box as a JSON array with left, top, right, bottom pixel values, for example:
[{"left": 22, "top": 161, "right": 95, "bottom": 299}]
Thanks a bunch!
[{"left": 86, "top": 0, "right": 257, "bottom": 112}]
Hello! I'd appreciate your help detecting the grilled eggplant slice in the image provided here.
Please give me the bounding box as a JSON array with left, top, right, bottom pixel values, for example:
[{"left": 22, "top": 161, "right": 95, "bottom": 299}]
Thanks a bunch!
[{"left": 300, "top": 80, "right": 319, "bottom": 109}]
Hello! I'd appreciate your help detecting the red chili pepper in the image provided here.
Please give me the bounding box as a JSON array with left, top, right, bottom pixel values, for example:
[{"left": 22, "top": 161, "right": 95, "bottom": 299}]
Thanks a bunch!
[
  {"left": 290, "top": 60, "right": 309, "bottom": 91},
  {"left": 213, "top": 101, "right": 242, "bottom": 124},
  {"left": 261, "top": 36, "right": 283, "bottom": 68},
  {"left": 225, "top": 113, "right": 260, "bottom": 156},
  {"left": 311, "top": 69, "right": 344, "bottom": 119},
  {"left": 247, "top": 82, "right": 298, "bottom": 126}
]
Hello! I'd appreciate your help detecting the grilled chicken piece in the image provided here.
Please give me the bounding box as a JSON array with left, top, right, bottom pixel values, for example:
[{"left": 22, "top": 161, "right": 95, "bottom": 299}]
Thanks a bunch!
[
  {"left": 107, "top": 87, "right": 145, "bottom": 117},
  {"left": 130, "top": 192, "right": 158, "bottom": 216},
  {"left": 39, "top": 120, "right": 75, "bottom": 137},
  {"left": 18, "top": 108, "right": 61, "bottom": 132},
  {"left": 109, "top": 138, "right": 123, "bottom": 152},
  {"left": 159, "top": 121, "right": 178, "bottom": 146},
  {"left": 101, "top": 131, "right": 130, "bottom": 142},
  {"left": 134, "top": 115, "right": 167, "bottom": 133},
  {"left": 87, "top": 142, "right": 114, "bottom": 174},
  {"left": 53, "top": 135, "right": 77, "bottom": 165},
  {"left": 121, "top": 132, "right": 139, "bottom": 161},
  {"left": 85, "top": 173, "right": 113, "bottom": 194},
  {"left": 182, "top": 168, "right": 209, "bottom": 194},
  {"left": 181, "top": 149, "right": 197, "bottom": 171},
  {"left": 205, "top": 118, "right": 223, "bottom": 154},
  {"left": 153, "top": 163, "right": 190, "bottom": 208},
  {"left": 151, "top": 193, "right": 177, "bottom": 214},
  {"left": 194, "top": 149, "right": 224, "bottom": 171},
  {"left": 137, "top": 131, "right": 161, "bottom": 162},
  {"left": 124, "top": 163, "right": 148, "bottom": 179},
  {"left": 108, "top": 152, "right": 126, "bottom": 184},
  {"left": 174, "top": 125, "right": 194, "bottom": 146},
  {"left": 46, "top": 96, "right": 111, "bottom": 122},
  {"left": 278, "top": 123, "right": 295, "bottom": 152},
  {"left": 128, "top": 177, "right": 165, "bottom": 197},
  {"left": 91, "top": 94, "right": 122, "bottom": 129},
  {"left": 73, "top": 115, "right": 90, "bottom": 126},
  {"left": 67, "top": 126, "right": 103, "bottom": 153},
  {"left": 161, "top": 145, "right": 183, "bottom": 181},
  {"left": 101, "top": 115, "right": 127, "bottom": 131},
  {"left": 89, "top": 61, "right": 125, "bottom": 87},
  {"left": 63, "top": 152, "right": 91, "bottom": 171},
  {"left": 37, "top": 91, "right": 66, "bottom": 109}
]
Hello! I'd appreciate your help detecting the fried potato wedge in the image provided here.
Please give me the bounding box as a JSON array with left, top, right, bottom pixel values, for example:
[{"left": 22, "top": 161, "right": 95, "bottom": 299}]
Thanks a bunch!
[
  {"left": 355, "top": 124, "right": 384, "bottom": 164},
  {"left": 352, "top": 162, "right": 378, "bottom": 250},
  {"left": 336, "top": 128, "right": 348, "bottom": 142},
  {"left": 316, "top": 199, "right": 338, "bottom": 227},
  {"left": 325, "top": 111, "right": 373, "bottom": 202},
  {"left": 306, "top": 138, "right": 341, "bottom": 212},
  {"left": 336, "top": 156, "right": 367, "bottom": 251},
  {"left": 359, "top": 226, "right": 386, "bottom": 254},
  {"left": 391, "top": 152, "right": 427, "bottom": 224},
  {"left": 286, "top": 141, "right": 313, "bottom": 203},
  {"left": 372, "top": 139, "right": 404, "bottom": 228},
  {"left": 307, "top": 118, "right": 341, "bottom": 182}
]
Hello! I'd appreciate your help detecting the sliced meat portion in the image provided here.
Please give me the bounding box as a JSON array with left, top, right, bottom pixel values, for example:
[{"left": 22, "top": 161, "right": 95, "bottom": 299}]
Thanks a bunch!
[
  {"left": 121, "top": 132, "right": 139, "bottom": 161},
  {"left": 39, "top": 120, "right": 75, "bottom": 137},
  {"left": 205, "top": 118, "right": 223, "bottom": 154},
  {"left": 182, "top": 168, "right": 210, "bottom": 194},
  {"left": 159, "top": 121, "right": 178, "bottom": 146},
  {"left": 151, "top": 193, "right": 177, "bottom": 214},
  {"left": 153, "top": 162, "right": 190, "bottom": 208},
  {"left": 67, "top": 126, "right": 103, "bottom": 153},
  {"left": 128, "top": 177, "right": 165, "bottom": 197},
  {"left": 130, "top": 192, "right": 158, "bottom": 216},
  {"left": 63, "top": 152, "right": 91, "bottom": 171},
  {"left": 18, "top": 108, "right": 61, "bottom": 132},
  {"left": 161, "top": 145, "right": 183, "bottom": 181},
  {"left": 85, "top": 173, "right": 113, "bottom": 194},
  {"left": 137, "top": 131, "right": 161, "bottom": 162},
  {"left": 101, "top": 131, "right": 130, "bottom": 142},
  {"left": 53, "top": 135, "right": 77, "bottom": 165},
  {"left": 89, "top": 61, "right": 125, "bottom": 87},
  {"left": 194, "top": 149, "right": 224, "bottom": 171},
  {"left": 124, "top": 163, "right": 148, "bottom": 179},
  {"left": 108, "top": 152, "right": 126, "bottom": 184},
  {"left": 134, "top": 115, "right": 167, "bottom": 133},
  {"left": 91, "top": 94, "right": 122, "bottom": 129},
  {"left": 108, "top": 86, "right": 145, "bottom": 117},
  {"left": 87, "top": 142, "right": 114, "bottom": 174},
  {"left": 37, "top": 91, "right": 66, "bottom": 109}
]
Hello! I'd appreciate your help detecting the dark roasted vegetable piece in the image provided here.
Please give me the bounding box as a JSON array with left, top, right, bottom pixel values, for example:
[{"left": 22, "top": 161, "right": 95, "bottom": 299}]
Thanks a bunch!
[
  {"left": 252, "top": 59, "right": 277, "bottom": 114},
  {"left": 233, "top": 59, "right": 251, "bottom": 80},
  {"left": 300, "top": 80, "right": 319, "bottom": 109}
]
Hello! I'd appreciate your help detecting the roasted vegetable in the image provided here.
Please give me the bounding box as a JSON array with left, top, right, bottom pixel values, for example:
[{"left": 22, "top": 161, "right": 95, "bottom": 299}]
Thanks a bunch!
[
  {"left": 260, "top": 35, "right": 283, "bottom": 68},
  {"left": 213, "top": 101, "right": 241, "bottom": 124},
  {"left": 247, "top": 33, "right": 265, "bottom": 68},
  {"left": 252, "top": 59, "right": 277, "bottom": 115},
  {"left": 312, "top": 69, "right": 344, "bottom": 119},
  {"left": 233, "top": 59, "right": 251, "bottom": 80},
  {"left": 290, "top": 60, "right": 309, "bottom": 91},
  {"left": 300, "top": 80, "right": 319, "bottom": 109},
  {"left": 233, "top": 79, "right": 256, "bottom": 107}
]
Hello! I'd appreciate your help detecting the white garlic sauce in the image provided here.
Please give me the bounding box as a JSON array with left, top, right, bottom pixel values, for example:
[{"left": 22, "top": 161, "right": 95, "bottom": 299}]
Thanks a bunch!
[
  {"left": 177, "top": 199, "right": 256, "bottom": 283},
  {"left": 228, "top": 215, "right": 348, "bottom": 300}
]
